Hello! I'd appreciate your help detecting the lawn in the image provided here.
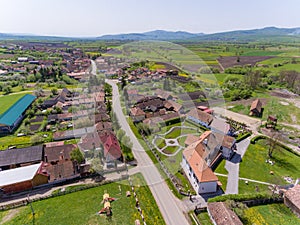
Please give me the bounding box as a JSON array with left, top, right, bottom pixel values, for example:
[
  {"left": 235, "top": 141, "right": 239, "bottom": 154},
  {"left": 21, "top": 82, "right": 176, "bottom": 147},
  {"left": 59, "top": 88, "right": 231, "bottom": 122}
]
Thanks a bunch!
[
  {"left": 162, "top": 146, "right": 179, "bottom": 154},
  {"left": 241, "top": 203, "right": 300, "bottom": 225},
  {"left": 0, "top": 93, "right": 26, "bottom": 115},
  {"left": 239, "top": 139, "right": 300, "bottom": 184},
  {"left": 229, "top": 104, "right": 250, "bottom": 115},
  {"left": 155, "top": 137, "right": 166, "bottom": 149},
  {"left": 261, "top": 98, "right": 300, "bottom": 123},
  {"left": 164, "top": 127, "right": 198, "bottom": 139},
  {"left": 0, "top": 173, "right": 165, "bottom": 225},
  {"left": 196, "top": 212, "right": 213, "bottom": 225}
]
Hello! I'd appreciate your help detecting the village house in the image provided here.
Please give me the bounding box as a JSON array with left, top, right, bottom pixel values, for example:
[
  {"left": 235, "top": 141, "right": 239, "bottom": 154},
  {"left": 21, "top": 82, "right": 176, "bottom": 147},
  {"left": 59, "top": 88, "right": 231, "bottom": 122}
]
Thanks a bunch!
[
  {"left": 249, "top": 99, "right": 262, "bottom": 117},
  {"left": 181, "top": 138, "right": 219, "bottom": 194},
  {"left": 130, "top": 107, "right": 146, "bottom": 122},
  {"left": 186, "top": 108, "right": 213, "bottom": 128},
  {"left": 43, "top": 144, "right": 79, "bottom": 182},
  {"left": 181, "top": 131, "right": 236, "bottom": 194},
  {"left": 99, "top": 131, "right": 123, "bottom": 167}
]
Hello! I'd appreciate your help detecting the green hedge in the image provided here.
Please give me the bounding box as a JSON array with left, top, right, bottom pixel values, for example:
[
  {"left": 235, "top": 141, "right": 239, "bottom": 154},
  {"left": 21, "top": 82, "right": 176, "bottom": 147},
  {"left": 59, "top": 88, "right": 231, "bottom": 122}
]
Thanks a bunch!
[
  {"left": 250, "top": 135, "right": 267, "bottom": 144},
  {"left": 208, "top": 193, "right": 275, "bottom": 203},
  {"left": 236, "top": 132, "right": 251, "bottom": 142},
  {"left": 159, "top": 117, "right": 182, "bottom": 127}
]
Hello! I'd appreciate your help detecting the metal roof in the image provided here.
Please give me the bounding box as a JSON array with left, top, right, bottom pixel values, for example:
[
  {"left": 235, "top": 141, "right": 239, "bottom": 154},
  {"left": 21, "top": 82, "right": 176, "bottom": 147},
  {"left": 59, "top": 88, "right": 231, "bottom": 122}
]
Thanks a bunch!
[
  {"left": 0, "top": 163, "right": 42, "bottom": 187},
  {"left": 0, "top": 145, "right": 44, "bottom": 167},
  {"left": 0, "top": 94, "right": 36, "bottom": 126}
]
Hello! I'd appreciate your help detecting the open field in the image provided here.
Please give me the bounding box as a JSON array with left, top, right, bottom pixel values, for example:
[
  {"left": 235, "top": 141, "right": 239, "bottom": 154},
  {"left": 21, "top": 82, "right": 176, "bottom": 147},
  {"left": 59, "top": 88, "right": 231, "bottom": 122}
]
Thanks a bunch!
[
  {"left": 0, "top": 93, "right": 26, "bottom": 115},
  {"left": 241, "top": 203, "right": 300, "bottom": 225},
  {"left": 0, "top": 173, "right": 165, "bottom": 225}
]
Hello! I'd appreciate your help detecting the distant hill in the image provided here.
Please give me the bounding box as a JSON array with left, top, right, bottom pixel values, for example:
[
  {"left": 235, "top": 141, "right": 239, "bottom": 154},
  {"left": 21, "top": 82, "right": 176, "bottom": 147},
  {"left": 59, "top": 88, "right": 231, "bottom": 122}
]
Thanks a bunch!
[
  {"left": 0, "top": 27, "right": 300, "bottom": 41},
  {"left": 190, "top": 27, "right": 300, "bottom": 42},
  {"left": 96, "top": 30, "right": 204, "bottom": 40}
]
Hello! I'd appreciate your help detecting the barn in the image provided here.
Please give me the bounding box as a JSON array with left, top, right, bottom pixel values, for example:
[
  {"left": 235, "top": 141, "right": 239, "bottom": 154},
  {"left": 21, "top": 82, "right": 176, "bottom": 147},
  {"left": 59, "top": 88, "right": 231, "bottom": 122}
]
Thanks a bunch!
[
  {"left": 0, "top": 162, "right": 48, "bottom": 194},
  {"left": 0, "top": 94, "right": 36, "bottom": 134}
]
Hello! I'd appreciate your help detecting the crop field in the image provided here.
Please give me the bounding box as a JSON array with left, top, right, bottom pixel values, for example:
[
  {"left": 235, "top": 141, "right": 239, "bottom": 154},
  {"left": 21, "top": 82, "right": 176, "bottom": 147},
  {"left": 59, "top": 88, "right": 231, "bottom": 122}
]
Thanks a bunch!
[{"left": 217, "top": 56, "right": 274, "bottom": 69}]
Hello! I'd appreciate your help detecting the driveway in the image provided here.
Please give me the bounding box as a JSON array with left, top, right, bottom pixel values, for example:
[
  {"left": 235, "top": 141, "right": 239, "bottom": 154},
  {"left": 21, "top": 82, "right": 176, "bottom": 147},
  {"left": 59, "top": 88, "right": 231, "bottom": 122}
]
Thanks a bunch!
[
  {"left": 224, "top": 137, "right": 251, "bottom": 194},
  {"left": 106, "top": 79, "right": 190, "bottom": 225}
]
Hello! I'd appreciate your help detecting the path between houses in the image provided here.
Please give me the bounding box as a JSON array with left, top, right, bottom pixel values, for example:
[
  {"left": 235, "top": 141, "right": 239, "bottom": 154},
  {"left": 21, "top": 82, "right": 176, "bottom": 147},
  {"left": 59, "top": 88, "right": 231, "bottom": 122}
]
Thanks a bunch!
[{"left": 215, "top": 173, "right": 275, "bottom": 186}]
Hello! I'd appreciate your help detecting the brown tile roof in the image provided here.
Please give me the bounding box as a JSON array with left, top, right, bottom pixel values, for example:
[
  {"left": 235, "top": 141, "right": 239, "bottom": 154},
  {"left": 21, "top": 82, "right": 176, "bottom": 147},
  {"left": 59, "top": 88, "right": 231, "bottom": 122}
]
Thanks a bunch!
[
  {"left": 95, "top": 121, "right": 112, "bottom": 132},
  {"left": 168, "top": 100, "right": 182, "bottom": 112},
  {"left": 187, "top": 108, "right": 213, "bottom": 125},
  {"left": 130, "top": 107, "right": 146, "bottom": 116},
  {"left": 208, "top": 202, "right": 243, "bottom": 225},
  {"left": 44, "top": 160, "right": 75, "bottom": 182},
  {"left": 44, "top": 144, "right": 77, "bottom": 162},
  {"left": 78, "top": 132, "right": 101, "bottom": 151},
  {"left": 184, "top": 134, "right": 200, "bottom": 146},
  {"left": 285, "top": 184, "right": 300, "bottom": 212},
  {"left": 250, "top": 99, "right": 262, "bottom": 113}
]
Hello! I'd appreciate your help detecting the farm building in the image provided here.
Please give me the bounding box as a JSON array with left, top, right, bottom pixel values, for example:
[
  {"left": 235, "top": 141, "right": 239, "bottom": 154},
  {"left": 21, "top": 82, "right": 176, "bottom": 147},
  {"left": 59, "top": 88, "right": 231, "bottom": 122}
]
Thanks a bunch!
[
  {"left": 0, "top": 145, "right": 44, "bottom": 171},
  {"left": 249, "top": 99, "right": 262, "bottom": 117},
  {"left": 0, "top": 94, "right": 36, "bottom": 134},
  {"left": 284, "top": 184, "right": 300, "bottom": 218},
  {"left": 0, "top": 162, "right": 48, "bottom": 194}
]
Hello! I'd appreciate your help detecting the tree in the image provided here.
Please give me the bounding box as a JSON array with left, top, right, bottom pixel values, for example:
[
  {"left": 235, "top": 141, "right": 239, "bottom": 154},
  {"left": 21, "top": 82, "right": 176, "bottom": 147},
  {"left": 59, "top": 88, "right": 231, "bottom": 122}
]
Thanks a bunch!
[
  {"left": 31, "top": 134, "right": 43, "bottom": 145},
  {"left": 116, "top": 129, "right": 126, "bottom": 141},
  {"left": 3, "top": 85, "right": 12, "bottom": 95},
  {"left": 90, "top": 158, "right": 103, "bottom": 173},
  {"left": 51, "top": 88, "right": 58, "bottom": 95},
  {"left": 267, "top": 132, "right": 281, "bottom": 158},
  {"left": 106, "top": 100, "right": 112, "bottom": 113},
  {"left": 70, "top": 147, "right": 85, "bottom": 164},
  {"left": 121, "top": 76, "right": 127, "bottom": 89}
]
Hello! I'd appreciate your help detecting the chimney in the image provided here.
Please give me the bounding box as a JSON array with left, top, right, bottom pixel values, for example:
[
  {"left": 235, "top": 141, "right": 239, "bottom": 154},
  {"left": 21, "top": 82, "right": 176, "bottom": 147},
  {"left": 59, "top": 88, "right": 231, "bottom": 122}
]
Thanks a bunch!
[
  {"left": 59, "top": 151, "right": 64, "bottom": 161},
  {"left": 203, "top": 138, "right": 208, "bottom": 146}
]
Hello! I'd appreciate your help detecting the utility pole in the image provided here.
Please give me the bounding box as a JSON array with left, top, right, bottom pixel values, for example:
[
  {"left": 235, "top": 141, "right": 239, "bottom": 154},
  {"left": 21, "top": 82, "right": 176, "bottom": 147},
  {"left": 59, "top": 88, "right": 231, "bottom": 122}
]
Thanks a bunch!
[{"left": 27, "top": 194, "right": 35, "bottom": 223}]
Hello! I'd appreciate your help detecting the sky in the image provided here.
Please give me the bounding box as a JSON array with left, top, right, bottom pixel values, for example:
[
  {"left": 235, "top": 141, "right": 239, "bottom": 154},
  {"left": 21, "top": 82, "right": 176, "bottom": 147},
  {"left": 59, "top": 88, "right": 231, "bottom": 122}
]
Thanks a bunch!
[{"left": 0, "top": 0, "right": 299, "bottom": 37}]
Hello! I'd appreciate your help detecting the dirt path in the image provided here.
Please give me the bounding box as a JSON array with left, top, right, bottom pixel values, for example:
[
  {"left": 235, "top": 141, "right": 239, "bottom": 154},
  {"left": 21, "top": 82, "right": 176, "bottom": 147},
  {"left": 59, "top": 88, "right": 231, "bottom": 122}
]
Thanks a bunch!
[{"left": 0, "top": 208, "right": 20, "bottom": 224}]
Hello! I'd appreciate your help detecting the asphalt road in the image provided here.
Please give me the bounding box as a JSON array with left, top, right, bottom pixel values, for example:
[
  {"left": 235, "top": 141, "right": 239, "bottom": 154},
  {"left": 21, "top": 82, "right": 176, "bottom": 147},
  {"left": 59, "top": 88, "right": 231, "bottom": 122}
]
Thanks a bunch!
[{"left": 106, "top": 79, "right": 190, "bottom": 225}]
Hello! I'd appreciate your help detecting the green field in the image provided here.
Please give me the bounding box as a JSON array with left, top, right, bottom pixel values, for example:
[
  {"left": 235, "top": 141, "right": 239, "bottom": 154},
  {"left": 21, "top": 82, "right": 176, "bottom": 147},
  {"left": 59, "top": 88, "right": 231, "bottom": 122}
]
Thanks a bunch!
[
  {"left": 239, "top": 139, "right": 300, "bottom": 184},
  {"left": 196, "top": 211, "right": 213, "bottom": 225},
  {"left": 0, "top": 135, "right": 31, "bottom": 150},
  {"left": 241, "top": 203, "right": 300, "bottom": 225},
  {"left": 0, "top": 93, "right": 26, "bottom": 115},
  {"left": 0, "top": 173, "right": 165, "bottom": 225}
]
